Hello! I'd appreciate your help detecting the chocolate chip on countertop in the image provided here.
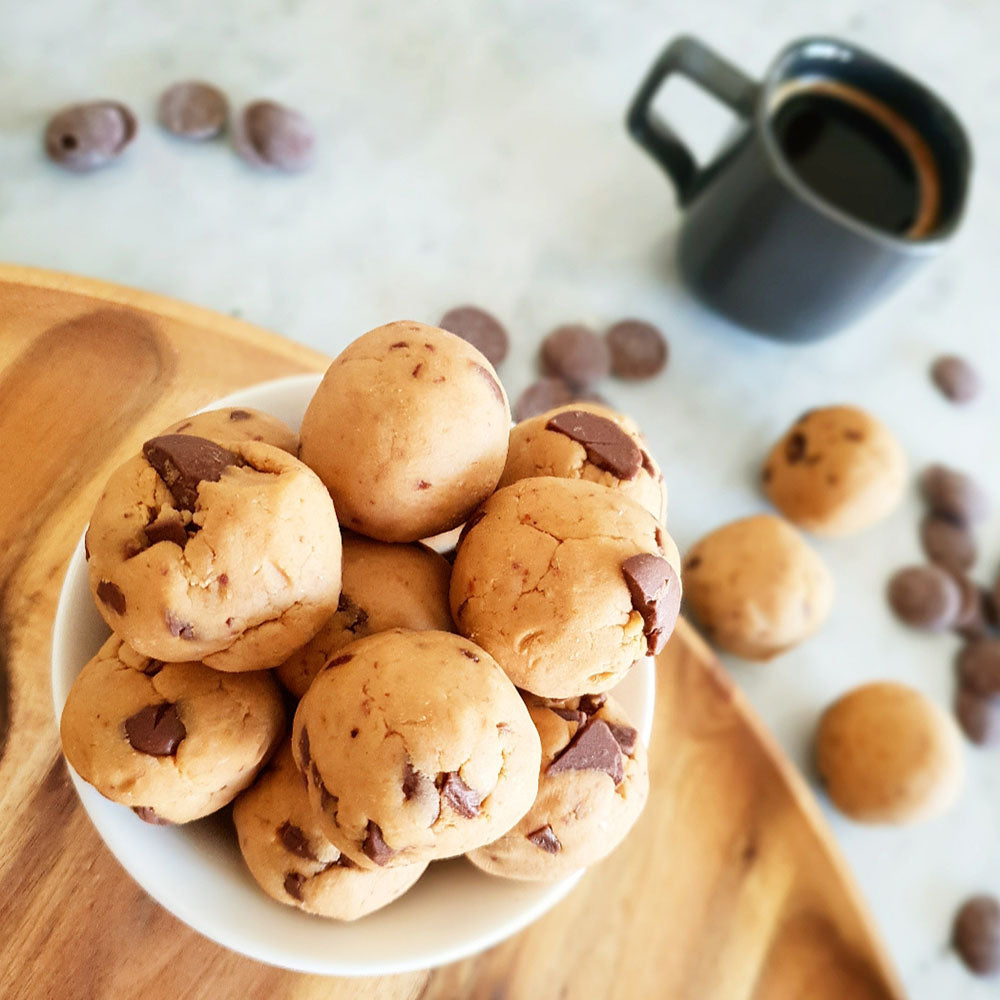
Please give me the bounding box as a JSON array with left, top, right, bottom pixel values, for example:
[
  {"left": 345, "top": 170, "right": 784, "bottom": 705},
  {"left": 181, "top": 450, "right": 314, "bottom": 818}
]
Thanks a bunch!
[
  {"left": 439, "top": 306, "right": 510, "bottom": 367},
  {"left": 605, "top": 319, "right": 668, "bottom": 379},
  {"left": 546, "top": 409, "right": 642, "bottom": 480},
  {"left": 44, "top": 101, "right": 137, "bottom": 172},
  {"left": 957, "top": 640, "right": 1000, "bottom": 697},
  {"left": 513, "top": 377, "right": 574, "bottom": 422},
  {"left": 96, "top": 580, "right": 126, "bottom": 615},
  {"left": 526, "top": 825, "right": 561, "bottom": 853},
  {"left": 547, "top": 718, "right": 624, "bottom": 784},
  {"left": 158, "top": 81, "right": 228, "bottom": 140},
  {"left": 955, "top": 688, "right": 1000, "bottom": 746},
  {"left": 921, "top": 465, "right": 989, "bottom": 526},
  {"left": 621, "top": 553, "right": 681, "bottom": 654},
  {"left": 921, "top": 515, "right": 977, "bottom": 574},
  {"left": 887, "top": 565, "right": 962, "bottom": 630},
  {"left": 439, "top": 772, "right": 483, "bottom": 818},
  {"left": 124, "top": 703, "right": 186, "bottom": 756},
  {"left": 931, "top": 355, "right": 982, "bottom": 404},
  {"left": 362, "top": 821, "right": 395, "bottom": 866},
  {"left": 143, "top": 434, "right": 238, "bottom": 512},
  {"left": 235, "top": 100, "right": 315, "bottom": 172},
  {"left": 540, "top": 324, "right": 611, "bottom": 388},
  {"left": 953, "top": 895, "right": 1000, "bottom": 975},
  {"left": 145, "top": 510, "right": 189, "bottom": 548}
]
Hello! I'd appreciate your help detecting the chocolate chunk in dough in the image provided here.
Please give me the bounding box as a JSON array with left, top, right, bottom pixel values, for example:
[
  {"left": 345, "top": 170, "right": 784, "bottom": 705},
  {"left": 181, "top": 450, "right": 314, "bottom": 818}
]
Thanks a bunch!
[
  {"left": 124, "top": 703, "right": 186, "bottom": 756},
  {"left": 545, "top": 409, "right": 642, "bottom": 480},
  {"left": 97, "top": 580, "right": 126, "bottom": 615},
  {"left": 362, "top": 821, "right": 395, "bottom": 866},
  {"left": 144, "top": 510, "right": 189, "bottom": 548},
  {"left": 278, "top": 821, "right": 316, "bottom": 860},
  {"left": 526, "top": 824, "right": 562, "bottom": 853},
  {"left": 547, "top": 718, "right": 624, "bottom": 784},
  {"left": 439, "top": 772, "right": 482, "bottom": 818},
  {"left": 142, "top": 434, "right": 238, "bottom": 511},
  {"left": 621, "top": 553, "right": 681, "bottom": 654}
]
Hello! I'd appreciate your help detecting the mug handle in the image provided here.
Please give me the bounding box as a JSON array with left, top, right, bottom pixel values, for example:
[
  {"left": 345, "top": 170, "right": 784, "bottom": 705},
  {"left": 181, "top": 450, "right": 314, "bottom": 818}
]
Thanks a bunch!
[{"left": 626, "top": 36, "right": 760, "bottom": 205}]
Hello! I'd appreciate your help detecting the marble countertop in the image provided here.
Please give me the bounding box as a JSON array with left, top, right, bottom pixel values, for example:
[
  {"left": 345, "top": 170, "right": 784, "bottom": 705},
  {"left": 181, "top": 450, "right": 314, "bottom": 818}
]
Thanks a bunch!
[{"left": 4, "top": 1, "right": 999, "bottom": 995}]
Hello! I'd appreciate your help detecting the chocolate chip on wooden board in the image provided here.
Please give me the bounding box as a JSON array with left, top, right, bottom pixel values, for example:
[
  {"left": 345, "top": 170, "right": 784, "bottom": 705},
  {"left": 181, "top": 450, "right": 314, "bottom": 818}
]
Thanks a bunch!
[
  {"left": 921, "top": 465, "right": 989, "bottom": 526},
  {"left": 540, "top": 324, "right": 611, "bottom": 388},
  {"left": 142, "top": 434, "right": 238, "bottom": 511},
  {"left": 158, "top": 81, "right": 229, "bottom": 140},
  {"left": 234, "top": 100, "right": 315, "bottom": 172},
  {"left": 931, "top": 355, "right": 981, "bottom": 404},
  {"left": 621, "top": 553, "right": 681, "bottom": 654},
  {"left": 438, "top": 306, "right": 510, "bottom": 367},
  {"left": 886, "top": 565, "right": 962, "bottom": 630},
  {"left": 545, "top": 409, "right": 642, "bottom": 479},
  {"left": 124, "top": 703, "right": 186, "bottom": 756},
  {"left": 44, "top": 101, "right": 138, "bottom": 172},
  {"left": 605, "top": 319, "right": 669, "bottom": 379},
  {"left": 953, "top": 895, "right": 1000, "bottom": 975}
]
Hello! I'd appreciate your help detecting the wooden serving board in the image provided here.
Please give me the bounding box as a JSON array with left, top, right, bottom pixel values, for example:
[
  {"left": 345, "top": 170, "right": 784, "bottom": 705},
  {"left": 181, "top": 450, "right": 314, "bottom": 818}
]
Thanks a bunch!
[{"left": 0, "top": 265, "right": 904, "bottom": 1000}]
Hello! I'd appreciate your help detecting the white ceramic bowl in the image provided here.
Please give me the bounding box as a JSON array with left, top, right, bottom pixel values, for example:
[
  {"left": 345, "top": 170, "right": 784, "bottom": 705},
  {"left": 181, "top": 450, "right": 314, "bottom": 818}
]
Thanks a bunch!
[{"left": 51, "top": 374, "right": 656, "bottom": 975}]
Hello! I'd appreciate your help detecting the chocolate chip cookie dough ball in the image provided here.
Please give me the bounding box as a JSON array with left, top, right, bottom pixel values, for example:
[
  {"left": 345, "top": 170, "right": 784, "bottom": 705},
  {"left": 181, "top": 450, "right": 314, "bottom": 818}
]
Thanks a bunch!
[
  {"left": 292, "top": 629, "right": 541, "bottom": 870},
  {"left": 467, "top": 693, "right": 648, "bottom": 881},
  {"left": 233, "top": 743, "right": 427, "bottom": 918},
  {"left": 762, "top": 405, "right": 907, "bottom": 537},
  {"left": 498, "top": 403, "right": 667, "bottom": 522},
  {"left": 815, "top": 682, "right": 964, "bottom": 824},
  {"left": 60, "top": 636, "right": 284, "bottom": 824},
  {"left": 159, "top": 406, "right": 298, "bottom": 455},
  {"left": 276, "top": 533, "right": 454, "bottom": 698},
  {"left": 450, "top": 478, "right": 682, "bottom": 698},
  {"left": 682, "top": 514, "right": 833, "bottom": 661},
  {"left": 299, "top": 321, "right": 511, "bottom": 542},
  {"left": 86, "top": 435, "right": 342, "bottom": 671}
]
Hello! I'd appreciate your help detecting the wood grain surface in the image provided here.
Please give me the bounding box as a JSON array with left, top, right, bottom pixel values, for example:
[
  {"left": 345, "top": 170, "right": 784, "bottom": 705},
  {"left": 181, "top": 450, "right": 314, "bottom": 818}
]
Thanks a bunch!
[{"left": 0, "top": 265, "right": 904, "bottom": 1000}]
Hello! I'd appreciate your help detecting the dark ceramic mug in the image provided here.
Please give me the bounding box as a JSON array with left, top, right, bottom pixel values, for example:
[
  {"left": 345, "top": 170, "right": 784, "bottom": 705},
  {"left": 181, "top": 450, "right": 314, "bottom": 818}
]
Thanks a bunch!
[{"left": 626, "top": 36, "right": 971, "bottom": 341}]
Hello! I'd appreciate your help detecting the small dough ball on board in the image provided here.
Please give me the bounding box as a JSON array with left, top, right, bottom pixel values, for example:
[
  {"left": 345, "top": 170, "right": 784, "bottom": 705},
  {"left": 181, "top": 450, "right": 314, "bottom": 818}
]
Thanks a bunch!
[
  {"left": 682, "top": 514, "right": 833, "bottom": 661},
  {"left": 762, "top": 405, "right": 907, "bottom": 537},
  {"left": 815, "top": 681, "right": 964, "bottom": 824},
  {"left": 299, "top": 321, "right": 511, "bottom": 542}
]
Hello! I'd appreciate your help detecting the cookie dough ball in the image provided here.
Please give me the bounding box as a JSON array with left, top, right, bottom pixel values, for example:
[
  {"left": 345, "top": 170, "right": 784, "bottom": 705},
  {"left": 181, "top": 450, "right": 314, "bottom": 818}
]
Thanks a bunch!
[
  {"left": 467, "top": 693, "right": 648, "bottom": 881},
  {"left": 159, "top": 406, "right": 298, "bottom": 455},
  {"left": 762, "top": 405, "right": 907, "bottom": 537},
  {"left": 86, "top": 435, "right": 342, "bottom": 671},
  {"left": 498, "top": 403, "right": 667, "bottom": 522},
  {"left": 815, "top": 681, "right": 964, "bottom": 824},
  {"left": 682, "top": 514, "right": 833, "bottom": 661},
  {"left": 60, "top": 636, "right": 284, "bottom": 824},
  {"left": 291, "top": 629, "right": 540, "bottom": 870},
  {"left": 299, "top": 321, "right": 511, "bottom": 542},
  {"left": 451, "top": 478, "right": 682, "bottom": 698},
  {"left": 233, "top": 743, "right": 427, "bottom": 918},
  {"left": 276, "top": 533, "right": 454, "bottom": 698}
]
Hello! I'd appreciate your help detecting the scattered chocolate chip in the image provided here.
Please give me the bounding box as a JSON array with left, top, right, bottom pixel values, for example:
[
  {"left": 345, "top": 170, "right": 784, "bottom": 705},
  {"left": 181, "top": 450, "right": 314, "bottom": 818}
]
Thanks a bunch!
[
  {"left": 132, "top": 806, "right": 172, "bottom": 825},
  {"left": 547, "top": 718, "right": 624, "bottom": 784},
  {"left": 362, "top": 821, "right": 395, "bottom": 866},
  {"left": 471, "top": 363, "right": 505, "bottom": 407},
  {"left": 235, "top": 100, "right": 315, "bottom": 172},
  {"left": 310, "top": 761, "right": 323, "bottom": 790},
  {"left": 327, "top": 653, "right": 353, "bottom": 667},
  {"left": 96, "top": 579, "right": 126, "bottom": 615},
  {"left": 439, "top": 306, "right": 510, "bottom": 367},
  {"left": 124, "top": 703, "right": 186, "bottom": 756},
  {"left": 785, "top": 432, "right": 807, "bottom": 464},
  {"left": 44, "top": 101, "right": 137, "bottom": 172},
  {"left": 158, "top": 81, "right": 228, "bottom": 140},
  {"left": 278, "top": 821, "right": 316, "bottom": 860},
  {"left": 955, "top": 689, "right": 1000, "bottom": 746},
  {"left": 954, "top": 576, "right": 986, "bottom": 634},
  {"left": 957, "top": 587, "right": 997, "bottom": 642},
  {"left": 514, "top": 377, "right": 575, "bottom": 422},
  {"left": 922, "top": 465, "right": 989, "bottom": 526},
  {"left": 932, "top": 355, "right": 981, "bottom": 404},
  {"left": 283, "top": 872, "right": 306, "bottom": 901},
  {"left": 229, "top": 409, "right": 252, "bottom": 421},
  {"left": 605, "top": 319, "right": 668, "bottom": 379},
  {"left": 621, "top": 553, "right": 681, "bottom": 654},
  {"left": 439, "top": 772, "right": 483, "bottom": 818},
  {"left": 921, "top": 515, "right": 977, "bottom": 574},
  {"left": 298, "top": 727, "right": 311, "bottom": 767},
  {"left": 143, "top": 434, "right": 238, "bottom": 511},
  {"left": 957, "top": 640, "right": 1000, "bottom": 697},
  {"left": 550, "top": 707, "right": 587, "bottom": 726},
  {"left": 607, "top": 722, "right": 639, "bottom": 756},
  {"left": 541, "top": 324, "right": 611, "bottom": 388},
  {"left": 526, "top": 825, "right": 562, "bottom": 853},
  {"left": 164, "top": 611, "right": 195, "bottom": 640},
  {"left": 545, "top": 410, "right": 642, "bottom": 480},
  {"left": 953, "top": 895, "right": 1000, "bottom": 975},
  {"left": 887, "top": 565, "right": 962, "bottom": 630},
  {"left": 144, "top": 510, "right": 189, "bottom": 548}
]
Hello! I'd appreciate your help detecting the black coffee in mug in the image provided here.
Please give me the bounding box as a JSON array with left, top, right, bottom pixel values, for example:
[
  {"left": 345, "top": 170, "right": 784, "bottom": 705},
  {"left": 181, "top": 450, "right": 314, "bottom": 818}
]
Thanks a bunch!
[{"left": 626, "top": 37, "right": 971, "bottom": 341}]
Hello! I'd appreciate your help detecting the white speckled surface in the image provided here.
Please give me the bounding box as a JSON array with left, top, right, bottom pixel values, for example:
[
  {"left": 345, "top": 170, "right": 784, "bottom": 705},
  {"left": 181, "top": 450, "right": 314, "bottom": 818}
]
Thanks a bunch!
[{"left": 4, "top": 1, "right": 1000, "bottom": 994}]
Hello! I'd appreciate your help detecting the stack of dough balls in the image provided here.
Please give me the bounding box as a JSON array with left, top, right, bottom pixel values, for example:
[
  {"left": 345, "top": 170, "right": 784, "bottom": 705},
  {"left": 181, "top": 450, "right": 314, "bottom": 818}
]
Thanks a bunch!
[{"left": 61, "top": 320, "right": 682, "bottom": 922}]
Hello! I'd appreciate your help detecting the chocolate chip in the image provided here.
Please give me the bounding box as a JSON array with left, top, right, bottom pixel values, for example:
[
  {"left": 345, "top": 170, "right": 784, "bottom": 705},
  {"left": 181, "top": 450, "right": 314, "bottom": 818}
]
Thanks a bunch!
[
  {"left": 283, "top": 872, "right": 306, "bottom": 901},
  {"left": 334, "top": 853, "right": 357, "bottom": 869},
  {"left": 514, "top": 377, "right": 575, "bottom": 422},
  {"left": 550, "top": 707, "right": 587, "bottom": 726},
  {"left": 319, "top": 784, "right": 338, "bottom": 817},
  {"left": 955, "top": 689, "right": 1000, "bottom": 746},
  {"left": 438, "top": 772, "right": 483, "bottom": 818},
  {"left": 362, "top": 821, "right": 395, "bottom": 866},
  {"left": 327, "top": 653, "right": 354, "bottom": 667},
  {"left": 954, "top": 576, "right": 986, "bottom": 634},
  {"left": 621, "top": 553, "right": 681, "bottom": 654},
  {"left": 471, "top": 363, "right": 505, "bottom": 407},
  {"left": 278, "top": 821, "right": 316, "bottom": 860},
  {"left": 921, "top": 515, "right": 977, "bottom": 574},
  {"left": 843, "top": 429, "right": 864, "bottom": 441},
  {"left": 605, "top": 319, "right": 668, "bottom": 379},
  {"left": 577, "top": 693, "right": 607, "bottom": 715},
  {"left": 545, "top": 410, "right": 642, "bottom": 480},
  {"left": 547, "top": 718, "right": 624, "bottom": 784},
  {"left": 141, "top": 660, "right": 165, "bottom": 677},
  {"left": 957, "top": 640, "right": 1000, "bottom": 696},
  {"left": 96, "top": 580, "right": 126, "bottom": 615},
  {"left": 932, "top": 355, "right": 981, "bottom": 404},
  {"left": 158, "top": 81, "right": 228, "bottom": 140},
  {"left": 44, "top": 101, "right": 137, "bottom": 172},
  {"left": 164, "top": 611, "right": 195, "bottom": 640},
  {"left": 953, "top": 895, "right": 1000, "bottom": 975},
  {"left": 887, "top": 565, "right": 962, "bottom": 630},
  {"left": 350, "top": 728, "right": 359, "bottom": 738},
  {"left": 921, "top": 465, "right": 989, "bottom": 526},
  {"left": 439, "top": 306, "right": 510, "bottom": 366},
  {"left": 229, "top": 409, "right": 252, "bottom": 421},
  {"left": 144, "top": 510, "right": 189, "bottom": 548},
  {"left": 132, "top": 806, "right": 172, "bottom": 825},
  {"left": 124, "top": 703, "right": 186, "bottom": 756},
  {"left": 785, "top": 431, "right": 807, "bottom": 464},
  {"left": 402, "top": 761, "right": 433, "bottom": 802},
  {"left": 460, "top": 648, "right": 480, "bottom": 662},
  {"left": 143, "top": 435, "right": 238, "bottom": 512},
  {"left": 235, "top": 100, "right": 315, "bottom": 172},
  {"left": 298, "top": 726, "right": 311, "bottom": 767},
  {"left": 337, "top": 593, "right": 369, "bottom": 634},
  {"left": 607, "top": 722, "right": 639, "bottom": 756},
  {"left": 526, "top": 825, "right": 561, "bottom": 854},
  {"left": 416, "top": 480, "right": 431, "bottom": 490}
]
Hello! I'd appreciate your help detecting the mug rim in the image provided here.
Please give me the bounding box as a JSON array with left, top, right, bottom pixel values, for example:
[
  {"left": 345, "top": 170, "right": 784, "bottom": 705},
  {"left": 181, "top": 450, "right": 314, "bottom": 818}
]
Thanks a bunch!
[{"left": 754, "top": 35, "right": 972, "bottom": 254}]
